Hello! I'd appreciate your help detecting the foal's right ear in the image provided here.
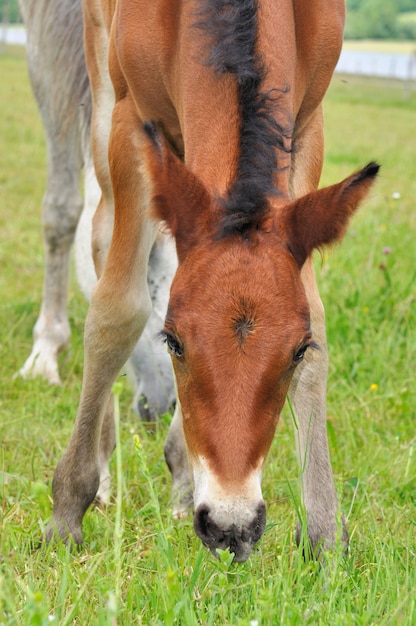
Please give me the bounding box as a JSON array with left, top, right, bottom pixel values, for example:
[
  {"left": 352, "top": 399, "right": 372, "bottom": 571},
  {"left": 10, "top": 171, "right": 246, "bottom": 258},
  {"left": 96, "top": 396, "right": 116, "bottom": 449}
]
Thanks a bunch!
[
  {"left": 276, "top": 162, "right": 380, "bottom": 267},
  {"left": 142, "top": 122, "right": 215, "bottom": 262}
]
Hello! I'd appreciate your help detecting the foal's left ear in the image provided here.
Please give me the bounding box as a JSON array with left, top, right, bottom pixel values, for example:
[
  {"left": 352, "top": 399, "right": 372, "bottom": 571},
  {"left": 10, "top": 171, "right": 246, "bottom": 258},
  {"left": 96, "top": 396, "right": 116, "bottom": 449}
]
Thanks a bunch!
[
  {"left": 142, "top": 121, "right": 214, "bottom": 262},
  {"left": 275, "top": 162, "right": 380, "bottom": 267}
]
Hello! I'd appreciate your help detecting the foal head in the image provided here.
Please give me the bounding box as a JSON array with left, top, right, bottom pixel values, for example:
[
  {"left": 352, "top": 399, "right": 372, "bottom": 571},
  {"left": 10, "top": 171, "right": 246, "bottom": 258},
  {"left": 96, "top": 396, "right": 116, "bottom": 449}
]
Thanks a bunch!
[{"left": 143, "top": 124, "right": 378, "bottom": 561}]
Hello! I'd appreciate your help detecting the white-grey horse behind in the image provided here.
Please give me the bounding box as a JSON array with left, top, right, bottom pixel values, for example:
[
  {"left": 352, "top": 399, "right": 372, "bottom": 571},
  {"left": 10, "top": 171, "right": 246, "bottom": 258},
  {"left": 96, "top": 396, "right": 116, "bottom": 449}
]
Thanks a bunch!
[{"left": 17, "top": 0, "right": 177, "bottom": 420}]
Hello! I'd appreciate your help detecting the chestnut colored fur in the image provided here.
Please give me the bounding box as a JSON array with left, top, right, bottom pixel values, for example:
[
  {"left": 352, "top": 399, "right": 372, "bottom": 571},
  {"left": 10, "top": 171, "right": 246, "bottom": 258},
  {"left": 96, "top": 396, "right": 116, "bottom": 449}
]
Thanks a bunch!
[{"left": 46, "top": 0, "right": 379, "bottom": 562}]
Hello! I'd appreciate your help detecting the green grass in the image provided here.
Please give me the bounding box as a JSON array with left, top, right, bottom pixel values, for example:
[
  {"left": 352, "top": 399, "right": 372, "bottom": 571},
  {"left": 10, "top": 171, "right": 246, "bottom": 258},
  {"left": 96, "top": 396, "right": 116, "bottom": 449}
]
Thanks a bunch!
[
  {"left": 343, "top": 40, "right": 416, "bottom": 54},
  {"left": 1, "top": 47, "right": 415, "bottom": 625}
]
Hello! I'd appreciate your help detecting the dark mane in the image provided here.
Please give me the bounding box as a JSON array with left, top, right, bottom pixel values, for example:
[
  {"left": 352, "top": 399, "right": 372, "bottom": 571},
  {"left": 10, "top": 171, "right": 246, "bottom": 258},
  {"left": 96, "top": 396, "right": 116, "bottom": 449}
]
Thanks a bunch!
[{"left": 195, "top": 0, "right": 292, "bottom": 237}]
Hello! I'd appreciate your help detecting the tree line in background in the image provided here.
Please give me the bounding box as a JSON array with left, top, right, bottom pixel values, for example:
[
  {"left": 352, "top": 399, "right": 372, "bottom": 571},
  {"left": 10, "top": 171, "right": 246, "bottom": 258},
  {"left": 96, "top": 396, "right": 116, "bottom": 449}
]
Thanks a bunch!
[
  {"left": 346, "top": 0, "right": 416, "bottom": 39},
  {"left": 0, "top": 0, "right": 19, "bottom": 24},
  {"left": 1, "top": 0, "right": 416, "bottom": 38}
]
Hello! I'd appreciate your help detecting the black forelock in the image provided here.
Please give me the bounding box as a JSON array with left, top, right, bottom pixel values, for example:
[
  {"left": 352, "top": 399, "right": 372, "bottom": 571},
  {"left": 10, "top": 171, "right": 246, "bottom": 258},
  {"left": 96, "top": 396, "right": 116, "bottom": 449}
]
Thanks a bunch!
[{"left": 195, "top": 0, "right": 292, "bottom": 237}]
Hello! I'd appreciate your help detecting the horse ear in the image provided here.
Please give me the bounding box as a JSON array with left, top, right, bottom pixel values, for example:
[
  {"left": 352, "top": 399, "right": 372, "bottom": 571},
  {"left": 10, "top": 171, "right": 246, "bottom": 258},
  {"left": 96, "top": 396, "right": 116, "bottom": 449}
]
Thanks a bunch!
[
  {"left": 276, "top": 162, "right": 380, "bottom": 267},
  {"left": 142, "top": 122, "right": 213, "bottom": 262}
]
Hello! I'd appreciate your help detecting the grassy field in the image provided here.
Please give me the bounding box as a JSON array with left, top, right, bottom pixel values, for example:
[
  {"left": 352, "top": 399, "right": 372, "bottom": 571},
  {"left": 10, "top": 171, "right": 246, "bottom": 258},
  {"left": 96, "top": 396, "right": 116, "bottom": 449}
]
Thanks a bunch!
[
  {"left": 343, "top": 39, "right": 416, "bottom": 54},
  {"left": 1, "top": 46, "right": 415, "bottom": 625}
]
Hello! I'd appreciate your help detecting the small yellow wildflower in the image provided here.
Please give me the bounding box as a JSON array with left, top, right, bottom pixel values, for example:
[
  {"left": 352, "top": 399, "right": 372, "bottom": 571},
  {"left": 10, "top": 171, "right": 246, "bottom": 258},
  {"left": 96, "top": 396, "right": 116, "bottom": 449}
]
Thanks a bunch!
[{"left": 370, "top": 383, "right": 378, "bottom": 391}]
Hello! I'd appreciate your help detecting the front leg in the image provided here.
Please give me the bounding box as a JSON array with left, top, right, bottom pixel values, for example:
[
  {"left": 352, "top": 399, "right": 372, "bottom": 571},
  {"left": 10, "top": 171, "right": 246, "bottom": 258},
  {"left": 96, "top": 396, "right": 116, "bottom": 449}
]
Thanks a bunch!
[
  {"left": 46, "top": 263, "right": 154, "bottom": 544},
  {"left": 164, "top": 402, "right": 193, "bottom": 519},
  {"left": 46, "top": 93, "right": 158, "bottom": 544},
  {"left": 288, "top": 259, "right": 348, "bottom": 556}
]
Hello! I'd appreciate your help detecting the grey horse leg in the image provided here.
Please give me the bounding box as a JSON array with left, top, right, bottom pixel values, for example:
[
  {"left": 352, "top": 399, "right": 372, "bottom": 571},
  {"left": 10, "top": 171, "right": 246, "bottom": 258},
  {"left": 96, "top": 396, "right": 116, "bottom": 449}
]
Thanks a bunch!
[
  {"left": 19, "top": 137, "right": 83, "bottom": 385},
  {"left": 18, "top": 0, "right": 90, "bottom": 385}
]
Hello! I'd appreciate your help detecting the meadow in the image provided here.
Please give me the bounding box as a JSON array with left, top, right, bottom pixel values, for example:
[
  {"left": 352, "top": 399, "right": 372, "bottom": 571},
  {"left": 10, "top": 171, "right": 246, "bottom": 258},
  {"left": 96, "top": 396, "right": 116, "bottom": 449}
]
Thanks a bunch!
[
  {"left": 343, "top": 39, "right": 416, "bottom": 53},
  {"left": 0, "top": 45, "right": 415, "bottom": 625}
]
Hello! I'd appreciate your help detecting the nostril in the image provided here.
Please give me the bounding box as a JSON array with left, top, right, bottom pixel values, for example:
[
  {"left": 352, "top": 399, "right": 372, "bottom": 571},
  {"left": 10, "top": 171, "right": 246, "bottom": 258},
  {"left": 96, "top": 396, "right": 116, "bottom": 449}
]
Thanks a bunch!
[
  {"left": 194, "top": 505, "right": 210, "bottom": 541},
  {"left": 194, "top": 501, "right": 267, "bottom": 557},
  {"left": 251, "top": 501, "right": 267, "bottom": 544},
  {"left": 194, "top": 505, "right": 225, "bottom": 549},
  {"left": 194, "top": 505, "right": 228, "bottom": 550}
]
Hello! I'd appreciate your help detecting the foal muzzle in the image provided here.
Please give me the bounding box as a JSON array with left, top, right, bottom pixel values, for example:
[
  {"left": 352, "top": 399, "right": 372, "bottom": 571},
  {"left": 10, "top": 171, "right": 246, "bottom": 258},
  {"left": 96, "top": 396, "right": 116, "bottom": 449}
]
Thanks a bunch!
[{"left": 193, "top": 500, "right": 266, "bottom": 562}]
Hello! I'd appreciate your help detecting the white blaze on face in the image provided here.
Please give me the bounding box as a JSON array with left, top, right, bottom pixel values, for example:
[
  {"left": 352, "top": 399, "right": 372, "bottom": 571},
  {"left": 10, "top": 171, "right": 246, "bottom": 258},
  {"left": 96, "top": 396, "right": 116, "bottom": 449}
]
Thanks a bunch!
[
  {"left": 191, "top": 454, "right": 264, "bottom": 532},
  {"left": 168, "top": 370, "right": 266, "bottom": 560}
]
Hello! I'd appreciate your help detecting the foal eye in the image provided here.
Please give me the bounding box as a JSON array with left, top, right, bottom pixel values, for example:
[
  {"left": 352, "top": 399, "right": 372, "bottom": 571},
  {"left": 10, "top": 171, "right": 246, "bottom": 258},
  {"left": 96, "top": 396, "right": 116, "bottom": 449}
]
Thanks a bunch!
[
  {"left": 165, "top": 333, "right": 184, "bottom": 358},
  {"left": 293, "top": 345, "right": 308, "bottom": 363}
]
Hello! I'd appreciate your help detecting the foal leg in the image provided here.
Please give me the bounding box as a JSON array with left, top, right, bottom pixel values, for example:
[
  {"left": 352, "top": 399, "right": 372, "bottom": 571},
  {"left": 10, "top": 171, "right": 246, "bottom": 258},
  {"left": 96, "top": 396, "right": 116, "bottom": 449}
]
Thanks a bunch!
[
  {"left": 288, "top": 260, "right": 347, "bottom": 554},
  {"left": 288, "top": 108, "right": 347, "bottom": 554},
  {"left": 46, "top": 92, "right": 158, "bottom": 544},
  {"left": 74, "top": 159, "right": 117, "bottom": 506},
  {"left": 164, "top": 401, "right": 193, "bottom": 518}
]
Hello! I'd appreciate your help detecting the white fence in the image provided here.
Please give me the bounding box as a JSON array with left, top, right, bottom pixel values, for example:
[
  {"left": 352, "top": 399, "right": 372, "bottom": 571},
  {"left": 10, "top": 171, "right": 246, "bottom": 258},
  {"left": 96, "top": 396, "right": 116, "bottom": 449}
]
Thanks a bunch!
[
  {"left": 336, "top": 49, "right": 416, "bottom": 82},
  {"left": 0, "top": 25, "right": 26, "bottom": 46},
  {"left": 2, "top": 25, "right": 416, "bottom": 86}
]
